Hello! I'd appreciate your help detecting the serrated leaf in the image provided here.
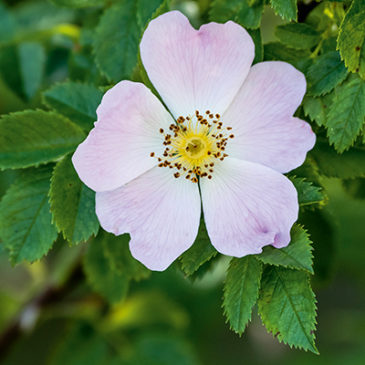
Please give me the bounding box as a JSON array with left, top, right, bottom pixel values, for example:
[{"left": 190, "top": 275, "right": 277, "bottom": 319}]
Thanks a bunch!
[
  {"left": 94, "top": 0, "right": 140, "bottom": 81},
  {"left": 290, "top": 177, "right": 325, "bottom": 207},
  {"left": 0, "top": 110, "right": 85, "bottom": 170},
  {"left": 257, "top": 225, "right": 314, "bottom": 274},
  {"left": 307, "top": 51, "right": 348, "bottom": 96},
  {"left": 180, "top": 220, "right": 217, "bottom": 276},
  {"left": 101, "top": 231, "right": 150, "bottom": 281},
  {"left": 303, "top": 94, "right": 333, "bottom": 126},
  {"left": 270, "top": 0, "right": 297, "bottom": 21},
  {"left": 209, "top": 0, "right": 264, "bottom": 29},
  {"left": 337, "top": 0, "right": 365, "bottom": 79},
  {"left": 49, "top": 155, "right": 99, "bottom": 245},
  {"left": 223, "top": 256, "right": 262, "bottom": 335},
  {"left": 43, "top": 82, "right": 103, "bottom": 131},
  {"left": 0, "top": 167, "right": 58, "bottom": 264},
  {"left": 326, "top": 74, "right": 365, "bottom": 152},
  {"left": 0, "top": 42, "right": 46, "bottom": 100},
  {"left": 84, "top": 233, "right": 130, "bottom": 303},
  {"left": 310, "top": 140, "right": 365, "bottom": 178},
  {"left": 50, "top": 0, "right": 105, "bottom": 8},
  {"left": 258, "top": 266, "right": 317, "bottom": 353},
  {"left": 275, "top": 23, "right": 320, "bottom": 50}
]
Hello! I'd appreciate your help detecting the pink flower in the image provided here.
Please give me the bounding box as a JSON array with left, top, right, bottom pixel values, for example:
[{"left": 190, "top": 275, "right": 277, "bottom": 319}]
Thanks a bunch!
[{"left": 72, "top": 11, "right": 315, "bottom": 271}]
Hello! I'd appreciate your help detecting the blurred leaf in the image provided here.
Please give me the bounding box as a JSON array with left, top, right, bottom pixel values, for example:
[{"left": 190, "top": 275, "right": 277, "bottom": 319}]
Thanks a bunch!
[
  {"left": 0, "top": 42, "right": 46, "bottom": 100},
  {"left": 270, "top": 0, "right": 297, "bottom": 21},
  {"left": 50, "top": 0, "right": 105, "bottom": 8},
  {"left": 49, "top": 155, "right": 99, "bottom": 245},
  {"left": 290, "top": 177, "right": 325, "bottom": 207},
  {"left": 101, "top": 231, "right": 150, "bottom": 281},
  {"left": 180, "top": 220, "right": 217, "bottom": 276},
  {"left": 275, "top": 23, "right": 320, "bottom": 50},
  {"left": 338, "top": 0, "right": 365, "bottom": 79},
  {"left": 83, "top": 233, "right": 130, "bottom": 303},
  {"left": 0, "top": 2, "right": 16, "bottom": 43},
  {"left": 43, "top": 81, "right": 103, "bottom": 131},
  {"left": 223, "top": 256, "right": 262, "bottom": 335},
  {"left": 258, "top": 266, "right": 318, "bottom": 353},
  {"left": 257, "top": 224, "right": 314, "bottom": 274},
  {"left": 342, "top": 178, "right": 365, "bottom": 200},
  {"left": 0, "top": 167, "right": 58, "bottom": 264},
  {"left": 326, "top": 74, "right": 365, "bottom": 152},
  {"left": 303, "top": 94, "right": 333, "bottom": 126},
  {"left": 209, "top": 0, "right": 264, "bottom": 29},
  {"left": 307, "top": 51, "right": 348, "bottom": 96},
  {"left": 248, "top": 28, "right": 263, "bottom": 64},
  {"left": 310, "top": 140, "right": 365, "bottom": 178},
  {"left": 94, "top": 0, "right": 140, "bottom": 81},
  {"left": 125, "top": 333, "right": 200, "bottom": 365},
  {"left": 50, "top": 323, "right": 110, "bottom": 365},
  {"left": 136, "top": 0, "right": 168, "bottom": 30},
  {"left": 0, "top": 110, "right": 85, "bottom": 170}
]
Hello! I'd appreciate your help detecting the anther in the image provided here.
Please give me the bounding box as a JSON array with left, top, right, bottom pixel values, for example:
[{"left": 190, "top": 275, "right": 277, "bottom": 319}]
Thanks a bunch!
[{"left": 150, "top": 152, "right": 155, "bottom": 157}]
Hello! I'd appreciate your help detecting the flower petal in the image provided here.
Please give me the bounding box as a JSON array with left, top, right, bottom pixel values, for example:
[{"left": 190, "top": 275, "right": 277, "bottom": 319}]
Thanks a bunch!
[
  {"left": 200, "top": 158, "right": 298, "bottom": 257},
  {"left": 140, "top": 11, "right": 254, "bottom": 118},
  {"left": 72, "top": 81, "right": 174, "bottom": 192},
  {"left": 224, "top": 61, "right": 315, "bottom": 173},
  {"left": 95, "top": 166, "right": 201, "bottom": 271}
]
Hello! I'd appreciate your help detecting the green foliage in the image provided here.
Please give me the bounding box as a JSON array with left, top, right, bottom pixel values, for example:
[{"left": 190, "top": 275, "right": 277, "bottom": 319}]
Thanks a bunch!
[
  {"left": 209, "top": 0, "right": 264, "bottom": 29},
  {"left": 0, "top": 42, "right": 46, "bottom": 100},
  {"left": 326, "top": 74, "right": 365, "bottom": 152},
  {"left": 0, "top": 167, "right": 58, "bottom": 264},
  {"left": 83, "top": 232, "right": 130, "bottom": 303},
  {"left": 275, "top": 23, "right": 320, "bottom": 50},
  {"left": 223, "top": 256, "right": 262, "bottom": 335},
  {"left": 303, "top": 94, "right": 333, "bottom": 126},
  {"left": 50, "top": 0, "right": 105, "bottom": 8},
  {"left": 257, "top": 225, "right": 314, "bottom": 274},
  {"left": 0, "top": 110, "right": 85, "bottom": 170},
  {"left": 136, "top": 0, "right": 167, "bottom": 30},
  {"left": 270, "top": 0, "right": 297, "bottom": 21},
  {"left": 43, "top": 82, "right": 103, "bottom": 131},
  {"left": 179, "top": 220, "right": 217, "bottom": 276},
  {"left": 49, "top": 155, "right": 99, "bottom": 245},
  {"left": 338, "top": 0, "right": 365, "bottom": 80},
  {"left": 307, "top": 51, "right": 348, "bottom": 96},
  {"left": 290, "top": 177, "right": 325, "bottom": 207},
  {"left": 258, "top": 266, "right": 317, "bottom": 353}
]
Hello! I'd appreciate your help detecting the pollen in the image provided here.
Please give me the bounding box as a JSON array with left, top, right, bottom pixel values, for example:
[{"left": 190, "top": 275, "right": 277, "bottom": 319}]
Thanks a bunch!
[{"left": 150, "top": 110, "right": 234, "bottom": 183}]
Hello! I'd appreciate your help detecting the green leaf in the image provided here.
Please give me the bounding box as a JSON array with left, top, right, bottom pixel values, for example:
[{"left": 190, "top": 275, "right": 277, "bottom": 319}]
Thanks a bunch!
[
  {"left": 209, "top": 0, "right": 264, "bottom": 29},
  {"left": 0, "top": 3, "right": 16, "bottom": 43},
  {"left": 275, "top": 23, "right": 320, "bottom": 50},
  {"left": 307, "top": 51, "right": 348, "bottom": 96},
  {"left": 136, "top": 0, "right": 167, "bottom": 30},
  {"left": 247, "top": 28, "right": 263, "bottom": 64},
  {"left": 326, "top": 74, "right": 365, "bottom": 152},
  {"left": 94, "top": 0, "right": 140, "bottom": 81},
  {"left": 49, "top": 155, "right": 99, "bottom": 245},
  {"left": 0, "top": 110, "right": 85, "bottom": 170},
  {"left": 342, "top": 178, "right": 365, "bottom": 200},
  {"left": 101, "top": 231, "right": 150, "bottom": 281},
  {"left": 302, "top": 94, "right": 333, "bottom": 126},
  {"left": 179, "top": 220, "right": 217, "bottom": 276},
  {"left": 0, "top": 167, "right": 58, "bottom": 264},
  {"left": 310, "top": 140, "right": 365, "bottom": 178},
  {"left": 84, "top": 233, "right": 130, "bottom": 303},
  {"left": 338, "top": 0, "right": 365, "bottom": 79},
  {"left": 0, "top": 42, "right": 46, "bottom": 100},
  {"left": 43, "top": 82, "right": 103, "bottom": 131},
  {"left": 258, "top": 266, "right": 318, "bottom": 353},
  {"left": 270, "top": 0, "right": 297, "bottom": 21},
  {"left": 50, "top": 0, "right": 105, "bottom": 8},
  {"left": 223, "top": 256, "right": 262, "bottom": 335},
  {"left": 257, "top": 225, "right": 314, "bottom": 274},
  {"left": 290, "top": 177, "right": 325, "bottom": 207}
]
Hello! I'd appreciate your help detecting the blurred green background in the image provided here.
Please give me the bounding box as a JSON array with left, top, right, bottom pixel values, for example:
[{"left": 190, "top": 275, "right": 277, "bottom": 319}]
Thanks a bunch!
[{"left": 0, "top": 0, "right": 364, "bottom": 364}]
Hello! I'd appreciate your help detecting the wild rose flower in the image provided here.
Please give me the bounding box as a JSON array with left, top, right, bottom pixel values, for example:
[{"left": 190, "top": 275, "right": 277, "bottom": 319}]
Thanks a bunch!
[{"left": 72, "top": 11, "right": 315, "bottom": 271}]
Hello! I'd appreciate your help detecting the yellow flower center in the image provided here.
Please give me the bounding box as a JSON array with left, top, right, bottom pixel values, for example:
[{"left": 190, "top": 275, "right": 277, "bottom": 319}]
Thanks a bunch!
[{"left": 150, "top": 110, "right": 234, "bottom": 183}]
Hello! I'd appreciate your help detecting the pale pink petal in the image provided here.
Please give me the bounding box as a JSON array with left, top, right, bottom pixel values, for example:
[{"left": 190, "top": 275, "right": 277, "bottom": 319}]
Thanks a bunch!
[
  {"left": 95, "top": 166, "right": 201, "bottom": 271},
  {"left": 72, "top": 81, "right": 174, "bottom": 192},
  {"left": 200, "top": 158, "right": 298, "bottom": 257},
  {"left": 140, "top": 11, "right": 254, "bottom": 118},
  {"left": 223, "top": 61, "right": 315, "bottom": 173}
]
